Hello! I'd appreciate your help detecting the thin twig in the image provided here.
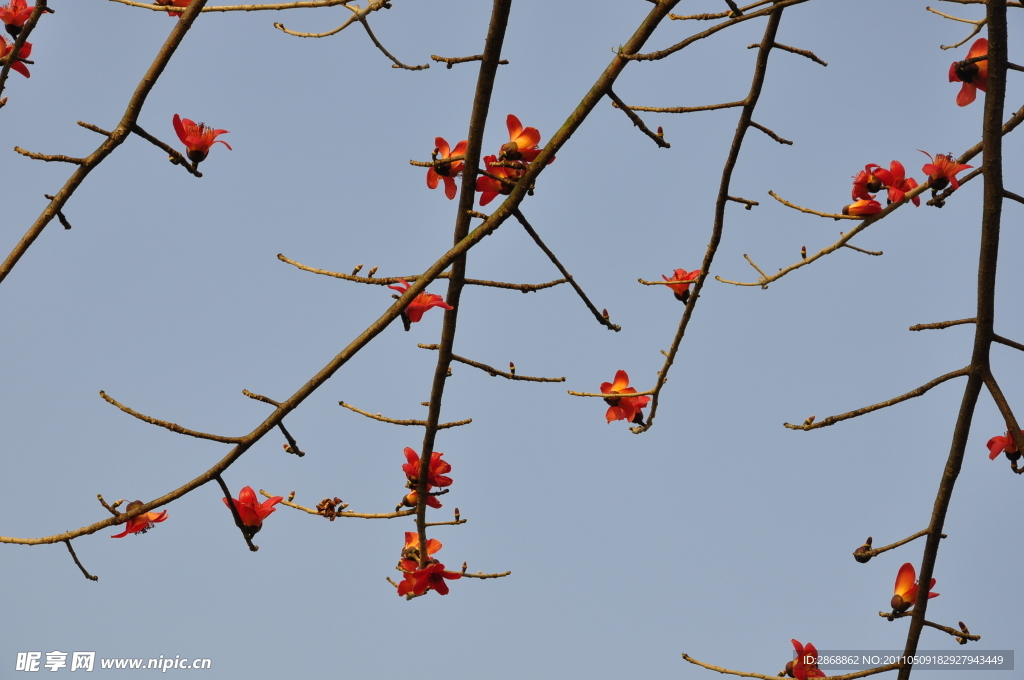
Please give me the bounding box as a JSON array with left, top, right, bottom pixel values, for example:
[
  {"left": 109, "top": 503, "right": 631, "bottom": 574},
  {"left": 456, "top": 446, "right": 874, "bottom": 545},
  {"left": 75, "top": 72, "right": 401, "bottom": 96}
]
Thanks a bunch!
[
  {"left": 338, "top": 401, "right": 471, "bottom": 429},
  {"left": 926, "top": 7, "right": 987, "bottom": 50},
  {"left": 783, "top": 368, "right": 970, "bottom": 430},
  {"left": 607, "top": 88, "right": 670, "bottom": 148},
  {"left": 42, "top": 195, "right": 72, "bottom": 230},
  {"left": 273, "top": 0, "right": 390, "bottom": 38},
  {"left": 747, "top": 41, "right": 826, "bottom": 66},
  {"left": 513, "top": 209, "right": 621, "bottom": 331},
  {"left": 748, "top": 121, "right": 792, "bottom": 145},
  {"left": 277, "top": 254, "right": 568, "bottom": 292},
  {"left": 99, "top": 391, "right": 243, "bottom": 444},
  {"left": 77, "top": 121, "right": 112, "bottom": 137},
  {"left": 417, "top": 344, "right": 565, "bottom": 382},
  {"left": 611, "top": 99, "right": 745, "bottom": 114},
  {"left": 241, "top": 390, "right": 305, "bottom": 456},
  {"left": 909, "top": 318, "right": 976, "bottom": 331},
  {"left": 727, "top": 195, "right": 760, "bottom": 208},
  {"left": 359, "top": 17, "right": 430, "bottom": 70},
  {"left": 431, "top": 54, "right": 509, "bottom": 68},
  {"left": 1004, "top": 189, "right": 1024, "bottom": 204},
  {"left": 567, "top": 389, "right": 657, "bottom": 398},
  {"left": 460, "top": 570, "right": 512, "bottom": 579},
  {"left": 843, "top": 242, "right": 883, "bottom": 256},
  {"left": 261, "top": 490, "right": 415, "bottom": 519},
  {"left": 13, "top": 147, "right": 85, "bottom": 164},
  {"left": 112, "top": 0, "right": 361, "bottom": 12},
  {"left": 64, "top": 540, "right": 98, "bottom": 581},
  {"left": 768, "top": 190, "right": 862, "bottom": 219},
  {"left": 854, "top": 529, "right": 942, "bottom": 561},
  {"left": 881, "top": 612, "right": 982, "bottom": 641},
  {"left": 131, "top": 124, "right": 202, "bottom": 177}
]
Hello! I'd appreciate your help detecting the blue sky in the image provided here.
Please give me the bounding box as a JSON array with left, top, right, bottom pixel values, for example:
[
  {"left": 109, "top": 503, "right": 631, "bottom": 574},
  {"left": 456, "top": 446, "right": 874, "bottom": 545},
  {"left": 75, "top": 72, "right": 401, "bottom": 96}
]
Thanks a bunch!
[{"left": 1, "top": 1, "right": 1022, "bottom": 678}]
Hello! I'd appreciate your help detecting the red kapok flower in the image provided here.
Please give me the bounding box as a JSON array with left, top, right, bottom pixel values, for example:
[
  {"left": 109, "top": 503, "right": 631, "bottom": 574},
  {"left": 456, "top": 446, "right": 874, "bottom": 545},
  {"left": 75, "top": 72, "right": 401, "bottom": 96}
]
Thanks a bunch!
[
  {"left": 891, "top": 562, "right": 938, "bottom": 613},
  {"left": 500, "top": 114, "right": 545, "bottom": 162},
  {"left": 222, "top": 485, "right": 283, "bottom": 528},
  {"left": 842, "top": 199, "right": 882, "bottom": 216},
  {"left": 986, "top": 430, "right": 1023, "bottom": 461},
  {"left": 402, "top": 447, "right": 453, "bottom": 488},
  {"left": 0, "top": 37, "right": 30, "bottom": 78},
  {"left": 476, "top": 154, "right": 524, "bottom": 206},
  {"left": 426, "top": 136, "right": 468, "bottom": 200},
  {"left": 786, "top": 640, "right": 826, "bottom": 680},
  {"left": 851, "top": 164, "right": 883, "bottom": 201},
  {"left": 386, "top": 279, "right": 454, "bottom": 331},
  {"left": 0, "top": 0, "right": 33, "bottom": 37},
  {"left": 398, "top": 490, "right": 442, "bottom": 510},
  {"left": 661, "top": 268, "right": 700, "bottom": 303},
  {"left": 949, "top": 38, "right": 988, "bottom": 107},
  {"left": 873, "top": 160, "right": 920, "bottom": 206},
  {"left": 403, "top": 531, "right": 441, "bottom": 560},
  {"left": 110, "top": 501, "right": 169, "bottom": 538},
  {"left": 919, "top": 150, "right": 971, "bottom": 191},
  {"left": 600, "top": 370, "right": 650, "bottom": 425},
  {"left": 155, "top": 0, "right": 191, "bottom": 17},
  {"left": 172, "top": 114, "right": 232, "bottom": 164},
  {"left": 397, "top": 560, "right": 462, "bottom": 597}
]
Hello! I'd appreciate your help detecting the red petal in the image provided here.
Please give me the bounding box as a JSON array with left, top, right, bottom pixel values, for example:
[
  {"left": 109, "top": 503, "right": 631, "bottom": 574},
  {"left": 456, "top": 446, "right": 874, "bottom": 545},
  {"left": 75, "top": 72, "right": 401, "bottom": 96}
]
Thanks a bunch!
[
  {"left": 442, "top": 176, "right": 457, "bottom": 200},
  {"left": 894, "top": 562, "right": 916, "bottom": 597},
  {"left": 956, "top": 82, "right": 977, "bottom": 107},
  {"left": 434, "top": 136, "right": 450, "bottom": 158},
  {"left": 987, "top": 435, "right": 1007, "bottom": 459},
  {"left": 506, "top": 114, "right": 523, "bottom": 140},
  {"left": 426, "top": 167, "right": 440, "bottom": 190}
]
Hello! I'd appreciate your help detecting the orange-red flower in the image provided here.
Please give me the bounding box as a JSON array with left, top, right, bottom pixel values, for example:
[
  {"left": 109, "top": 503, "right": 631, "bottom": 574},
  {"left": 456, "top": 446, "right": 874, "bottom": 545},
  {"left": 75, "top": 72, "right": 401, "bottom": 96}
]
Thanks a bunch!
[
  {"left": 110, "top": 501, "right": 169, "bottom": 538},
  {"left": 919, "top": 150, "right": 971, "bottom": 191},
  {"left": 222, "top": 486, "right": 283, "bottom": 528},
  {"left": 891, "top": 562, "right": 938, "bottom": 613},
  {"left": 661, "top": 268, "right": 699, "bottom": 303},
  {"left": 397, "top": 560, "right": 462, "bottom": 597},
  {"left": 155, "top": 0, "right": 191, "bottom": 17},
  {"left": 987, "top": 430, "right": 1023, "bottom": 460},
  {"left": 426, "top": 136, "right": 467, "bottom": 200},
  {"left": 172, "top": 114, "right": 232, "bottom": 164},
  {"left": 402, "top": 447, "right": 453, "bottom": 488},
  {"left": 600, "top": 370, "right": 650, "bottom": 424},
  {"left": 402, "top": 531, "right": 441, "bottom": 562},
  {"left": 398, "top": 490, "right": 442, "bottom": 510},
  {"left": 0, "top": 37, "right": 30, "bottom": 78},
  {"left": 873, "top": 160, "right": 920, "bottom": 206},
  {"left": 842, "top": 199, "right": 882, "bottom": 216},
  {"left": 386, "top": 279, "right": 454, "bottom": 331},
  {"left": 499, "top": 114, "right": 544, "bottom": 162},
  {"left": 787, "top": 640, "right": 826, "bottom": 680},
  {"left": 476, "top": 154, "right": 524, "bottom": 206},
  {"left": 949, "top": 38, "right": 988, "bottom": 107},
  {"left": 0, "top": 0, "right": 33, "bottom": 37},
  {"left": 851, "top": 164, "right": 883, "bottom": 201}
]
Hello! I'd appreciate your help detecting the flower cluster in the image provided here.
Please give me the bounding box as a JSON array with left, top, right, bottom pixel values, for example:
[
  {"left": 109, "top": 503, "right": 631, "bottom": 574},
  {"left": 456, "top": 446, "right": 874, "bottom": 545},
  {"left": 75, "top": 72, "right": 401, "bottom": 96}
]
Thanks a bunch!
[
  {"left": 600, "top": 370, "right": 650, "bottom": 425},
  {"left": 396, "top": 533, "right": 462, "bottom": 597},
  {"left": 844, "top": 160, "right": 921, "bottom": 215},
  {"left": 173, "top": 114, "right": 232, "bottom": 164},
  {"left": 110, "top": 501, "right": 169, "bottom": 538},
  {"left": 891, "top": 562, "right": 938, "bottom": 613},
  {"left": 949, "top": 38, "right": 988, "bottom": 107},
  {"left": 661, "top": 268, "right": 699, "bottom": 304},
  {"left": 386, "top": 279, "right": 454, "bottom": 331},
  {"left": 422, "top": 115, "right": 552, "bottom": 206},
  {"left": 397, "top": 447, "right": 453, "bottom": 510},
  {"left": 786, "top": 640, "right": 826, "bottom": 680}
]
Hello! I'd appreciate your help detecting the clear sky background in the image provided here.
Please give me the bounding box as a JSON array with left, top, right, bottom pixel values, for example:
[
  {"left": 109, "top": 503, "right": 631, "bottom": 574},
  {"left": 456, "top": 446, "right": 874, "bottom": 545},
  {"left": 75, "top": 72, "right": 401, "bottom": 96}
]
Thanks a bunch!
[{"left": 1, "top": 1, "right": 1022, "bottom": 678}]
